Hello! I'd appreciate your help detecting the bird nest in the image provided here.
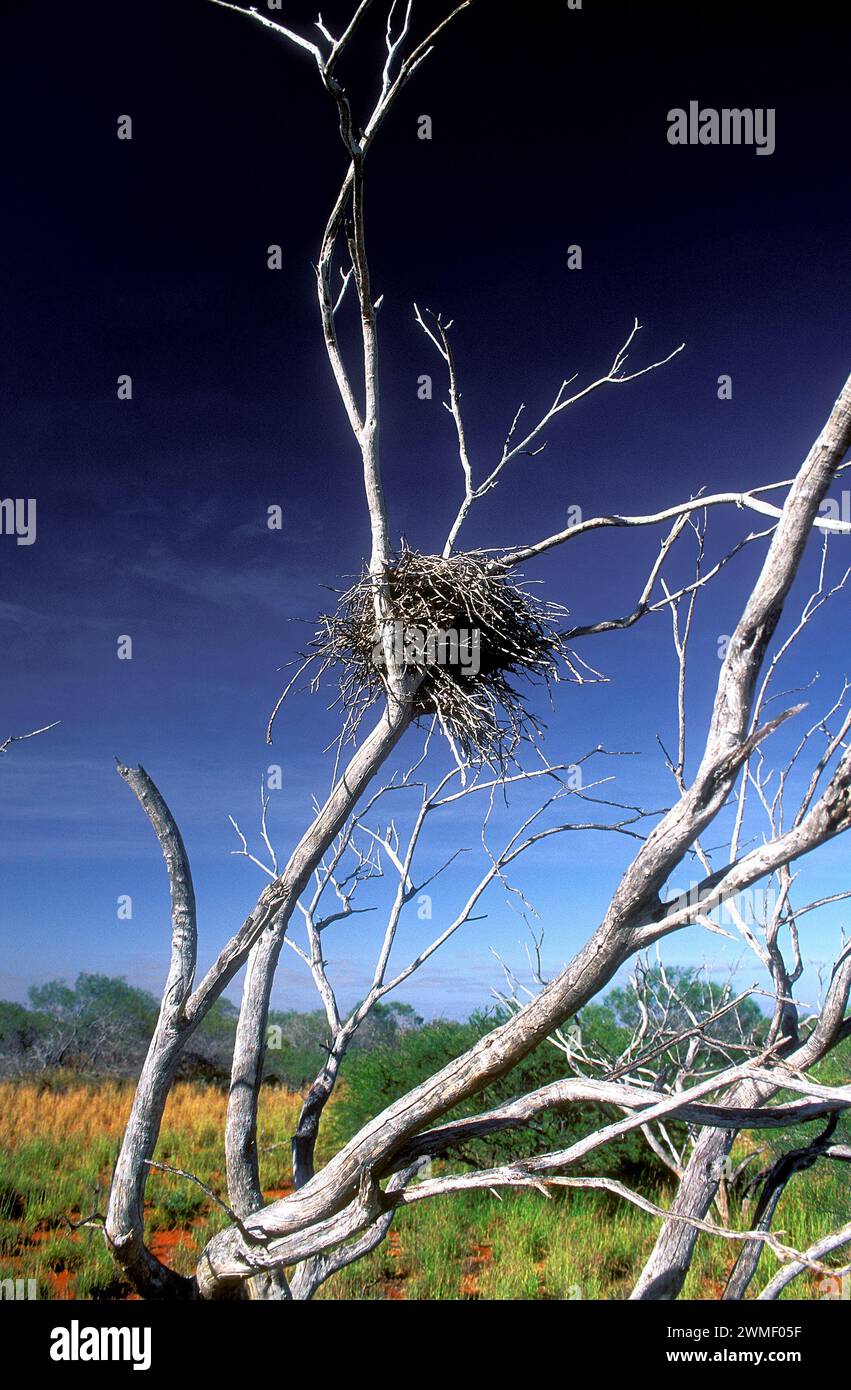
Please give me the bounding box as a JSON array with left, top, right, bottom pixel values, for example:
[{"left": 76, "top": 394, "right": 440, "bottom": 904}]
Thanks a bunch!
[{"left": 276, "top": 547, "right": 585, "bottom": 769}]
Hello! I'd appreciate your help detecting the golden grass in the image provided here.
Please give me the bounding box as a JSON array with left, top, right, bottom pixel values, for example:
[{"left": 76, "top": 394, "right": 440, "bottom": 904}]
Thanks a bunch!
[
  {"left": 0, "top": 1077, "right": 304, "bottom": 1152},
  {"left": 0, "top": 1076, "right": 307, "bottom": 1298}
]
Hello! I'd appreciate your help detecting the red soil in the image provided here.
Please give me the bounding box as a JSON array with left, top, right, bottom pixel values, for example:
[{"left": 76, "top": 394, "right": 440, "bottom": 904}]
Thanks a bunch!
[{"left": 459, "top": 1240, "right": 493, "bottom": 1297}]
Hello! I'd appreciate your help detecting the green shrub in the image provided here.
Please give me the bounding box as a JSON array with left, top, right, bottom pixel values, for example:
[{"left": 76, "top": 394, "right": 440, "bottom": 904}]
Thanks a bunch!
[{"left": 328, "top": 1008, "right": 669, "bottom": 1180}]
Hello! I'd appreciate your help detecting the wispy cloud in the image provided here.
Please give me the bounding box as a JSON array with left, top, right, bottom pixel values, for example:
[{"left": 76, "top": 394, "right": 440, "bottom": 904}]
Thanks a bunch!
[{"left": 127, "top": 546, "right": 327, "bottom": 618}]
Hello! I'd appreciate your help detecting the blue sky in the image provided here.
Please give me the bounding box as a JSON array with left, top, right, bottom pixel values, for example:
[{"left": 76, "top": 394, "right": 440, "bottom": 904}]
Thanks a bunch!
[{"left": 1, "top": 0, "right": 850, "bottom": 1021}]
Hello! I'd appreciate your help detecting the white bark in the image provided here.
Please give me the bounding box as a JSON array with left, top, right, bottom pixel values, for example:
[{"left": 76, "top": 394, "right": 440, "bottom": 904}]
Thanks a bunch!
[{"left": 103, "top": 1, "right": 851, "bottom": 1303}]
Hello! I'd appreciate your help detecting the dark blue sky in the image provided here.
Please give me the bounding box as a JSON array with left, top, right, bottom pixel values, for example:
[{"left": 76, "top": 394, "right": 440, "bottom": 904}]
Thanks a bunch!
[{"left": 2, "top": 0, "right": 849, "bottom": 1018}]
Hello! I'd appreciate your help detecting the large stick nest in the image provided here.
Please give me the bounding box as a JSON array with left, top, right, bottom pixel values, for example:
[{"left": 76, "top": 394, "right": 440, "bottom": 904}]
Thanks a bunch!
[{"left": 299, "top": 546, "right": 585, "bottom": 767}]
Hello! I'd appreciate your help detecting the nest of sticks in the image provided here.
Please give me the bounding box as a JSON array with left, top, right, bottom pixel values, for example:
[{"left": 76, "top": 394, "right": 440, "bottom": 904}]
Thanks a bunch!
[{"left": 274, "top": 546, "right": 590, "bottom": 768}]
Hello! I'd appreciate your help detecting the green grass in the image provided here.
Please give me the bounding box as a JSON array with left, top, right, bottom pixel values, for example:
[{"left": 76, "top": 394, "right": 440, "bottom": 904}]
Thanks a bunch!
[
  {"left": 0, "top": 1076, "right": 301, "bottom": 1297},
  {"left": 1, "top": 1075, "right": 849, "bottom": 1300},
  {"left": 314, "top": 1186, "right": 663, "bottom": 1301}
]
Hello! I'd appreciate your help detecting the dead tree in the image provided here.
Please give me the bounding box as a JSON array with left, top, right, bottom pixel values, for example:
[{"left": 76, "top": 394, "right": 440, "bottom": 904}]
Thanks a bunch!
[
  {"left": 102, "top": 1, "right": 851, "bottom": 1300},
  {"left": 0, "top": 721, "right": 58, "bottom": 758}
]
